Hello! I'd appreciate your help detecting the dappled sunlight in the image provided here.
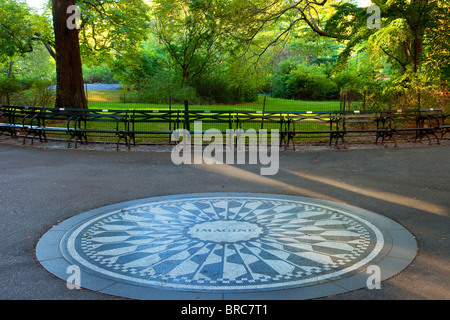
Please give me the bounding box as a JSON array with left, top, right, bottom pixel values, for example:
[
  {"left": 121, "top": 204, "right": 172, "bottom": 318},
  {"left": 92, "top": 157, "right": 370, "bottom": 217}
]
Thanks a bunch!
[
  {"left": 87, "top": 91, "right": 121, "bottom": 103},
  {"left": 87, "top": 96, "right": 109, "bottom": 102},
  {"left": 283, "top": 169, "right": 448, "bottom": 217},
  {"left": 193, "top": 155, "right": 448, "bottom": 217},
  {"left": 195, "top": 154, "right": 341, "bottom": 203}
]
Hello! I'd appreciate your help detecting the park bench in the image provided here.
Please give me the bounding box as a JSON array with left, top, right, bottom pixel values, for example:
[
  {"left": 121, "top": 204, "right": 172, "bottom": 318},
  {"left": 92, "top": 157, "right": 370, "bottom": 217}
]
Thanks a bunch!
[
  {"left": 414, "top": 108, "right": 446, "bottom": 144},
  {"left": 333, "top": 110, "right": 397, "bottom": 147},
  {"left": 438, "top": 112, "right": 450, "bottom": 139},
  {"left": 126, "top": 109, "right": 181, "bottom": 148},
  {"left": 59, "top": 108, "right": 130, "bottom": 149},
  {"left": 421, "top": 107, "right": 450, "bottom": 139},
  {"left": 3, "top": 106, "right": 130, "bottom": 149},
  {"left": 284, "top": 111, "right": 339, "bottom": 149},
  {"left": 379, "top": 108, "right": 445, "bottom": 145},
  {"left": 1, "top": 105, "right": 448, "bottom": 149},
  {"left": 0, "top": 105, "right": 18, "bottom": 138},
  {"left": 333, "top": 108, "right": 445, "bottom": 147},
  {"left": 0, "top": 105, "right": 48, "bottom": 144},
  {"left": 182, "top": 110, "right": 234, "bottom": 131},
  {"left": 179, "top": 110, "right": 237, "bottom": 147},
  {"left": 235, "top": 111, "right": 288, "bottom": 148},
  {"left": 333, "top": 108, "right": 447, "bottom": 147}
]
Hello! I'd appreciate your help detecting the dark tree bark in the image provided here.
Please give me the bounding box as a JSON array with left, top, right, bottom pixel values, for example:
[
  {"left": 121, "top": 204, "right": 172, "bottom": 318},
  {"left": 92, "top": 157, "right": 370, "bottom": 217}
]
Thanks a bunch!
[{"left": 52, "top": 0, "right": 87, "bottom": 109}]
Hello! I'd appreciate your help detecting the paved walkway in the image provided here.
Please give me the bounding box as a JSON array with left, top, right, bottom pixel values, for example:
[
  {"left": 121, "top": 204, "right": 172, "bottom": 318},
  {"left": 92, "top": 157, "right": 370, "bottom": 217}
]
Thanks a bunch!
[{"left": 0, "top": 140, "right": 449, "bottom": 300}]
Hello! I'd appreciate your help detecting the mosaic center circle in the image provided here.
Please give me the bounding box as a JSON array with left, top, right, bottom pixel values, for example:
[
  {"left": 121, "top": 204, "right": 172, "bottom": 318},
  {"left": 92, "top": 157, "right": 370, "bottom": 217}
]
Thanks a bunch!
[
  {"left": 188, "top": 220, "right": 263, "bottom": 242},
  {"left": 61, "top": 195, "right": 386, "bottom": 292}
]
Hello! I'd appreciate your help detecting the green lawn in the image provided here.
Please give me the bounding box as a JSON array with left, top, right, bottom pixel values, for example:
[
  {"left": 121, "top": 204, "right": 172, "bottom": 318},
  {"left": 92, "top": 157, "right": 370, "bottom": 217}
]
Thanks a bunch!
[
  {"left": 86, "top": 91, "right": 341, "bottom": 112},
  {"left": 82, "top": 90, "right": 340, "bottom": 144},
  {"left": 34, "top": 90, "right": 342, "bottom": 144}
]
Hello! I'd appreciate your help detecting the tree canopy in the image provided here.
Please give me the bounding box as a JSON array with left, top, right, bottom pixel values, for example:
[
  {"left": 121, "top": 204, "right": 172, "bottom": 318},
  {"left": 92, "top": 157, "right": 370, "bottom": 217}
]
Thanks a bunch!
[
  {"left": 1, "top": 0, "right": 448, "bottom": 108},
  {"left": 0, "top": 0, "right": 51, "bottom": 63}
]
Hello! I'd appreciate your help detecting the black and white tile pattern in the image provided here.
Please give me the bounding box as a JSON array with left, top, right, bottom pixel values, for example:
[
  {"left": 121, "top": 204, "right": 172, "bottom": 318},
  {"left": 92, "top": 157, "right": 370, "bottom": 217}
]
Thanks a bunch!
[{"left": 61, "top": 195, "right": 385, "bottom": 292}]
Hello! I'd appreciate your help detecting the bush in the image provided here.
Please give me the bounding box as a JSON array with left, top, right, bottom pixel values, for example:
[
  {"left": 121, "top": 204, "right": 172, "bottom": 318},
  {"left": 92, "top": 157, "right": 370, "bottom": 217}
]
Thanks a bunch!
[
  {"left": 21, "top": 79, "right": 55, "bottom": 107},
  {"left": 272, "top": 62, "right": 339, "bottom": 100},
  {"left": 0, "top": 76, "right": 22, "bottom": 104},
  {"left": 171, "top": 86, "right": 201, "bottom": 105},
  {"left": 120, "top": 78, "right": 203, "bottom": 105},
  {"left": 333, "top": 69, "right": 363, "bottom": 92},
  {"left": 124, "top": 71, "right": 259, "bottom": 106},
  {"left": 194, "top": 74, "right": 258, "bottom": 105},
  {"left": 124, "top": 71, "right": 173, "bottom": 104},
  {"left": 112, "top": 42, "right": 168, "bottom": 91},
  {"left": 83, "top": 64, "right": 116, "bottom": 84},
  {"left": 0, "top": 76, "right": 54, "bottom": 107}
]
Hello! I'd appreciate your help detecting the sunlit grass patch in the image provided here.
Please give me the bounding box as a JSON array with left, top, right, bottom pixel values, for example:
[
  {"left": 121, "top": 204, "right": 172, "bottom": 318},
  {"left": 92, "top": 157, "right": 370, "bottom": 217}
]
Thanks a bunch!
[{"left": 86, "top": 90, "right": 341, "bottom": 112}]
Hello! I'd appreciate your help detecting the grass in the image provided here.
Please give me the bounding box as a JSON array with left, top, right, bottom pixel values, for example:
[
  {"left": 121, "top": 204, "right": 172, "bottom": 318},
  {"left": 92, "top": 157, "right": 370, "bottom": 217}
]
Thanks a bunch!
[
  {"left": 86, "top": 90, "right": 341, "bottom": 112},
  {"left": 71, "top": 90, "right": 342, "bottom": 144}
]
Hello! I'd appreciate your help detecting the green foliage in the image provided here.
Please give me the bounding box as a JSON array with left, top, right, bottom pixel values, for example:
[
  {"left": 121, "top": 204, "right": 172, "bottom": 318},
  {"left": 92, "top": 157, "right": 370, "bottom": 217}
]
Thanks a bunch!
[
  {"left": 0, "top": 75, "right": 54, "bottom": 107},
  {"left": 170, "top": 86, "right": 200, "bottom": 104},
  {"left": 0, "top": 75, "right": 22, "bottom": 101},
  {"left": 110, "top": 38, "right": 175, "bottom": 104},
  {"left": 83, "top": 64, "right": 115, "bottom": 84},
  {"left": 320, "top": 0, "right": 450, "bottom": 109},
  {"left": 0, "top": 0, "right": 35, "bottom": 62},
  {"left": 112, "top": 39, "right": 169, "bottom": 89},
  {"left": 0, "top": 0, "right": 53, "bottom": 65},
  {"left": 77, "top": 0, "right": 151, "bottom": 64},
  {"left": 18, "top": 78, "right": 55, "bottom": 107},
  {"left": 194, "top": 72, "right": 258, "bottom": 105},
  {"left": 7, "top": 42, "right": 55, "bottom": 80},
  {"left": 151, "top": 0, "right": 229, "bottom": 88},
  {"left": 272, "top": 61, "right": 338, "bottom": 101},
  {"left": 422, "top": 0, "right": 450, "bottom": 84},
  {"left": 0, "top": 0, "right": 447, "bottom": 110}
]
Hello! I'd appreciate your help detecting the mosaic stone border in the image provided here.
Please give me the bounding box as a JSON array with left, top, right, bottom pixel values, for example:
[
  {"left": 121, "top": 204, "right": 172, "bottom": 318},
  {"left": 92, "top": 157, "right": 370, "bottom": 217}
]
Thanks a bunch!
[{"left": 36, "top": 193, "right": 417, "bottom": 300}]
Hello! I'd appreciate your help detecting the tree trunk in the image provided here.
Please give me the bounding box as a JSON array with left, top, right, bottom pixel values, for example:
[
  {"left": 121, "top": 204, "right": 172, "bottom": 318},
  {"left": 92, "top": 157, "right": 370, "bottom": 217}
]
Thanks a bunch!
[
  {"left": 411, "top": 36, "right": 423, "bottom": 73},
  {"left": 52, "top": 0, "right": 87, "bottom": 109},
  {"left": 7, "top": 61, "right": 14, "bottom": 77}
]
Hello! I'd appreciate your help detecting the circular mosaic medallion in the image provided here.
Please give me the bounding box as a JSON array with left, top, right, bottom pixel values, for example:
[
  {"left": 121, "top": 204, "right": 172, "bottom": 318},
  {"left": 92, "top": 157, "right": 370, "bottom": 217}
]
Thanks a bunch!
[{"left": 57, "top": 194, "right": 389, "bottom": 293}]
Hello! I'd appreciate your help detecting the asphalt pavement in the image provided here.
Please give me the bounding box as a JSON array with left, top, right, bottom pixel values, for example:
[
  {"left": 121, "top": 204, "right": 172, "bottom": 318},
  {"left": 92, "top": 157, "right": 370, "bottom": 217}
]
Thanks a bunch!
[{"left": 0, "top": 139, "right": 448, "bottom": 300}]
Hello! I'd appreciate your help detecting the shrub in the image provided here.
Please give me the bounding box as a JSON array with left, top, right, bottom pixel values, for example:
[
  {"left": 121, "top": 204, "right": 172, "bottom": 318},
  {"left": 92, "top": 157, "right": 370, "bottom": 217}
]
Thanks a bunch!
[
  {"left": 0, "top": 76, "right": 22, "bottom": 104},
  {"left": 171, "top": 86, "right": 201, "bottom": 105},
  {"left": 193, "top": 74, "right": 258, "bottom": 105},
  {"left": 83, "top": 64, "right": 116, "bottom": 84},
  {"left": 0, "top": 76, "right": 54, "bottom": 107},
  {"left": 272, "top": 62, "right": 339, "bottom": 101}
]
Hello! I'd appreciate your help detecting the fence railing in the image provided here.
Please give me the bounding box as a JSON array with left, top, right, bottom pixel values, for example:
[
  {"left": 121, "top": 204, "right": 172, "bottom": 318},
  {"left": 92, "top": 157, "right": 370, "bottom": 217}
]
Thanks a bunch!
[{"left": 1, "top": 104, "right": 449, "bottom": 149}]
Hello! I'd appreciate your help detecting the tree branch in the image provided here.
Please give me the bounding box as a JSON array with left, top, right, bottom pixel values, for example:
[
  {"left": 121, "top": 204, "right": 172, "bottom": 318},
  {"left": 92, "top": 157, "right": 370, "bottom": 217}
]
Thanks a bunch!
[
  {"left": 34, "top": 32, "right": 56, "bottom": 60},
  {"left": 380, "top": 46, "right": 407, "bottom": 71}
]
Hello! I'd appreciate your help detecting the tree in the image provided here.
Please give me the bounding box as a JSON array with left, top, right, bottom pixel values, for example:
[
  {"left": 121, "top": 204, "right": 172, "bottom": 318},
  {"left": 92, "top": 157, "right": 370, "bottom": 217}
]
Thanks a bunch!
[
  {"left": 52, "top": 0, "right": 87, "bottom": 109},
  {"left": 151, "top": 0, "right": 229, "bottom": 88},
  {"left": 0, "top": 0, "right": 53, "bottom": 74},
  {"left": 77, "top": 0, "right": 150, "bottom": 65},
  {"left": 422, "top": 0, "right": 450, "bottom": 84},
  {"left": 325, "top": 0, "right": 449, "bottom": 81},
  {"left": 50, "top": 0, "right": 150, "bottom": 109},
  {"left": 220, "top": 0, "right": 334, "bottom": 57},
  {"left": 0, "top": 0, "right": 36, "bottom": 63}
]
